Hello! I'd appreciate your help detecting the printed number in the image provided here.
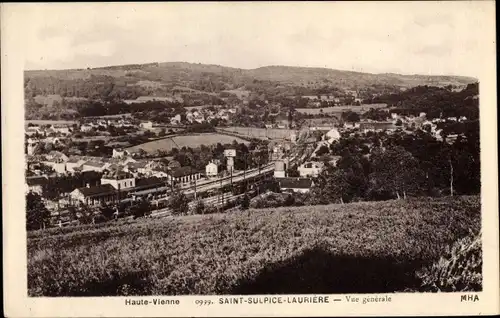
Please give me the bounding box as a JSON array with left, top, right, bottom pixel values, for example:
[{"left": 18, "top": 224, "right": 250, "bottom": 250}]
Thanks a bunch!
[{"left": 195, "top": 300, "right": 213, "bottom": 306}]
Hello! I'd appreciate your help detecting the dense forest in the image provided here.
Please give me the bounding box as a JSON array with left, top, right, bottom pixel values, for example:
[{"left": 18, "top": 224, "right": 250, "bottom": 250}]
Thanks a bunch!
[{"left": 367, "top": 83, "right": 479, "bottom": 119}]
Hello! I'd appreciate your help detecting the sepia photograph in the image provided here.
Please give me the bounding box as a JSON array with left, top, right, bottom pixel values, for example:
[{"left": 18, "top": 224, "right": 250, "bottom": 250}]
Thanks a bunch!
[{"left": 2, "top": 1, "right": 498, "bottom": 317}]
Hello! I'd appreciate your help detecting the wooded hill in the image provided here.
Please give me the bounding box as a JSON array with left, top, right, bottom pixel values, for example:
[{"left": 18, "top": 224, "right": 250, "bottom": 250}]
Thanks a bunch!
[{"left": 25, "top": 62, "right": 477, "bottom": 101}]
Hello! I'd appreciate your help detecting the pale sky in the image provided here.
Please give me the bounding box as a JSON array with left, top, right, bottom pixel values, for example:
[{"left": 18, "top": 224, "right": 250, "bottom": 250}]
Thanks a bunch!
[{"left": 12, "top": 2, "right": 493, "bottom": 77}]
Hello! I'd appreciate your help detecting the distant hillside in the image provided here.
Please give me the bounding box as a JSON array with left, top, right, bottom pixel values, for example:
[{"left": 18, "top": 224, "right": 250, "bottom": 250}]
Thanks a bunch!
[
  {"left": 25, "top": 62, "right": 476, "bottom": 98},
  {"left": 247, "top": 65, "right": 476, "bottom": 88}
]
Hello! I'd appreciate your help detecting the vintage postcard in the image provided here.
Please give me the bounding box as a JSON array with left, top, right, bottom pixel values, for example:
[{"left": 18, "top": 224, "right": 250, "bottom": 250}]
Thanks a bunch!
[{"left": 2, "top": 1, "right": 499, "bottom": 317}]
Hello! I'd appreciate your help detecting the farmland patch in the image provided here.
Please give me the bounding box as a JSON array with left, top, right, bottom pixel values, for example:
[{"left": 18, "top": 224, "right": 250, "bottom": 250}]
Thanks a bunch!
[
  {"left": 296, "top": 103, "right": 388, "bottom": 115},
  {"left": 125, "top": 133, "right": 249, "bottom": 154}
]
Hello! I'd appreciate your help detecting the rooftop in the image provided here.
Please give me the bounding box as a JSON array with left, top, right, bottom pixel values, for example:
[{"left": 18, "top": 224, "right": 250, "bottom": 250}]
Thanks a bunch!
[
  {"left": 102, "top": 170, "right": 134, "bottom": 180},
  {"left": 75, "top": 184, "right": 116, "bottom": 197},
  {"left": 84, "top": 161, "right": 106, "bottom": 168},
  {"left": 135, "top": 177, "right": 165, "bottom": 189},
  {"left": 26, "top": 176, "right": 48, "bottom": 187},
  {"left": 276, "top": 177, "right": 314, "bottom": 189},
  {"left": 171, "top": 166, "right": 202, "bottom": 178}
]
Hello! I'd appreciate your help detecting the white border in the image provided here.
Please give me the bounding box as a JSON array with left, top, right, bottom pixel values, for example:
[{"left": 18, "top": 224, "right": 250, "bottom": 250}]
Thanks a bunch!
[{"left": 2, "top": 2, "right": 499, "bottom": 317}]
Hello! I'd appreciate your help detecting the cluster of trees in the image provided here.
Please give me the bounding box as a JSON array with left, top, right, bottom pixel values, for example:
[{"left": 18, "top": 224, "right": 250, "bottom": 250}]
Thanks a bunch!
[
  {"left": 26, "top": 192, "right": 51, "bottom": 230},
  {"left": 249, "top": 191, "right": 310, "bottom": 209},
  {"left": 341, "top": 111, "right": 361, "bottom": 123},
  {"left": 41, "top": 171, "right": 103, "bottom": 200},
  {"left": 168, "top": 139, "right": 269, "bottom": 171},
  {"left": 362, "top": 108, "right": 390, "bottom": 121},
  {"left": 366, "top": 84, "right": 479, "bottom": 120},
  {"left": 309, "top": 123, "right": 480, "bottom": 204}
]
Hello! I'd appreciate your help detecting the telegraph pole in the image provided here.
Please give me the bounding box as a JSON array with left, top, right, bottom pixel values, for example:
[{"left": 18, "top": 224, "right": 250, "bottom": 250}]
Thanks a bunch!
[
  {"left": 243, "top": 153, "right": 248, "bottom": 194},
  {"left": 219, "top": 177, "right": 224, "bottom": 211},
  {"left": 230, "top": 168, "right": 233, "bottom": 191},
  {"left": 193, "top": 179, "right": 197, "bottom": 200}
]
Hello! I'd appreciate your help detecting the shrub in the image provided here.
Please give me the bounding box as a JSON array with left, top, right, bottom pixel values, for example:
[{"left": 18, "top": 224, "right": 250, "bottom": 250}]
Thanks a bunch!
[
  {"left": 194, "top": 199, "right": 206, "bottom": 215},
  {"left": 416, "top": 231, "right": 482, "bottom": 292},
  {"left": 240, "top": 195, "right": 250, "bottom": 210}
]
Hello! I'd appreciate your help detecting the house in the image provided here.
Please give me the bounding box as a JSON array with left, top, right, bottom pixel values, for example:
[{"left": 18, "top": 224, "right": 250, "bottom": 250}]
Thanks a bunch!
[
  {"left": 26, "top": 140, "right": 41, "bottom": 155},
  {"left": 112, "top": 148, "right": 130, "bottom": 159},
  {"left": 329, "top": 155, "right": 342, "bottom": 167},
  {"left": 186, "top": 112, "right": 195, "bottom": 123},
  {"left": 302, "top": 95, "right": 319, "bottom": 100},
  {"left": 42, "top": 136, "right": 64, "bottom": 145},
  {"left": 128, "top": 177, "right": 169, "bottom": 199},
  {"left": 324, "top": 128, "right": 341, "bottom": 144},
  {"left": 359, "top": 122, "right": 397, "bottom": 133},
  {"left": 140, "top": 121, "right": 153, "bottom": 129},
  {"left": 151, "top": 169, "right": 170, "bottom": 179},
  {"left": 194, "top": 114, "right": 205, "bottom": 123},
  {"left": 46, "top": 151, "right": 69, "bottom": 163},
  {"left": 41, "top": 151, "right": 69, "bottom": 174},
  {"left": 66, "top": 158, "right": 86, "bottom": 172},
  {"left": 42, "top": 160, "right": 67, "bottom": 174},
  {"left": 205, "top": 161, "right": 219, "bottom": 178},
  {"left": 265, "top": 124, "right": 274, "bottom": 129},
  {"left": 101, "top": 170, "right": 136, "bottom": 190},
  {"left": 70, "top": 184, "right": 117, "bottom": 206},
  {"left": 82, "top": 161, "right": 108, "bottom": 172},
  {"left": 422, "top": 120, "right": 437, "bottom": 132},
  {"left": 170, "top": 114, "right": 182, "bottom": 125},
  {"left": 80, "top": 123, "right": 94, "bottom": 132},
  {"left": 25, "top": 126, "right": 42, "bottom": 136},
  {"left": 169, "top": 166, "right": 202, "bottom": 184},
  {"left": 298, "top": 161, "right": 324, "bottom": 178},
  {"left": 276, "top": 177, "right": 314, "bottom": 193},
  {"left": 124, "top": 161, "right": 149, "bottom": 176},
  {"left": 120, "top": 157, "right": 137, "bottom": 165},
  {"left": 50, "top": 125, "right": 71, "bottom": 135},
  {"left": 274, "top": 160, "right": 288, "bottom": 178},
  {"left": 343, "top": 122, "right": 360, "bottom": 129},
  {"left": 26, "top": 176, "right": 48, "bottom": 195}
]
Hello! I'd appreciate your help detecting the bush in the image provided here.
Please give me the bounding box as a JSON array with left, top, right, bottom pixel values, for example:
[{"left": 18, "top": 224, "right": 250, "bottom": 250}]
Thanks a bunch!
[
  {"left": 416, "top": 231, "right": 482, "bottom": 292},
  {"left": 194, "top": 199, "right": 206, "bottom": 215},
  {"left": 169, "top": 191, "right": 189, "bottom": 215},
  {"left": 240, "top": 195, "right": 250, "bottom": 210}
]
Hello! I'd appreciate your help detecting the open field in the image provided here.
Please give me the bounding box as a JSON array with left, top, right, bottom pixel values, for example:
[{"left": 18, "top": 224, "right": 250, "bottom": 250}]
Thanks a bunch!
[
  {"left": 222, "top": 88, "right": 251, "bottom": 99},
  {"left": 25, "top": 119, "right": 77, "bottom": 126},
  {"left": 221, "top": 126, "right": 297, "bottom": 140},
  {"left": 84, "top": 113, "right": 132, "bottom": 119},
  {"left": 27, "top": 196, "right": 480, "bottom": 296},
  {"left": 296, "top": 103, "right": 388, "bottom": 115},
  {"left": 126, "top": 133, "right": 249, "bottom": 153}
]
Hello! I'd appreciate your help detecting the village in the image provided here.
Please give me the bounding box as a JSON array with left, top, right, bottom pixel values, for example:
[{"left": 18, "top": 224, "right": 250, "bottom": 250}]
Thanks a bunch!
[{"left": 24, "top": 97, "right": 469, "bottom": 229}]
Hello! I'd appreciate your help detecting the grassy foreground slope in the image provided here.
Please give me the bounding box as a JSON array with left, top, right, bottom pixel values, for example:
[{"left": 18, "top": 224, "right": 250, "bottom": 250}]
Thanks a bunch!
[{"left": 27, "top": 196, "right": 480, "bottom": 296}]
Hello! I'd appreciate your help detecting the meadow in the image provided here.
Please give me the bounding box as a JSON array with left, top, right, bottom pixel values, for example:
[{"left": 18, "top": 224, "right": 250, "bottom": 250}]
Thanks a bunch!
[
  {"left": 27, "top": 196, "right": 481, "bottom": 296},
  {"left": 25, "top": 119, "right": 77, "bottom": 126},
  {"left": 295, "top": 103, "right": 388, "bottom": 115},
  {"left": 125, "top": 133, "right": 249, "bottom": 154},
  {"left": 221, "top": 127, "right": 297, "bottom": 140}
]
